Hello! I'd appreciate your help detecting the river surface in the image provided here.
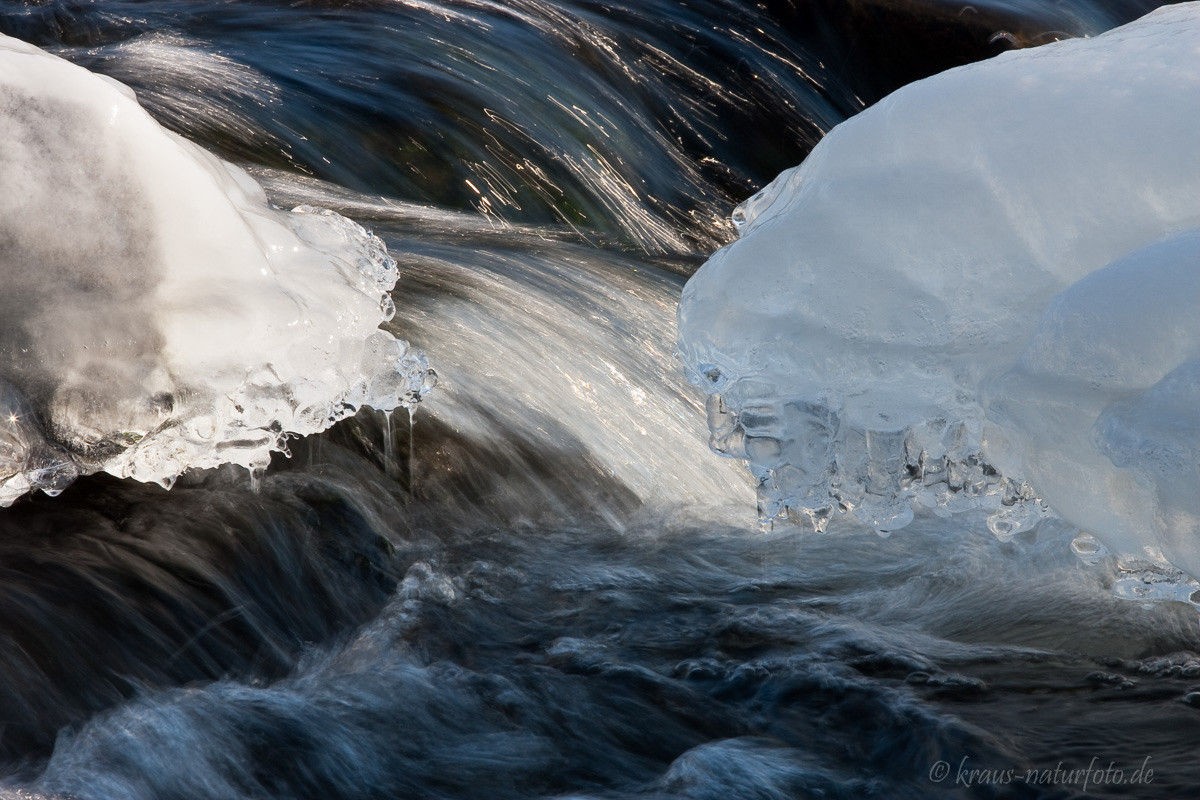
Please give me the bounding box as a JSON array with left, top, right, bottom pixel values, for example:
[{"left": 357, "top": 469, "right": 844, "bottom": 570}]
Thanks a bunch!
[{"left": 1, "top": 2, "right": 1196, "bottom": 798}]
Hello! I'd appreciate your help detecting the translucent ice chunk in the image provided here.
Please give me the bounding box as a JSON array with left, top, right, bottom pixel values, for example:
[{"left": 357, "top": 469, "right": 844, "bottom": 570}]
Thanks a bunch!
[
  {"left": 986, "top": 230, "right": 1200, "bottom": 577},
  {"left": 0, "top": 34, "right": 430, "bottom": 504},
  {"left": 678, "top": 5, "right": 1200, "bottom": 544}
]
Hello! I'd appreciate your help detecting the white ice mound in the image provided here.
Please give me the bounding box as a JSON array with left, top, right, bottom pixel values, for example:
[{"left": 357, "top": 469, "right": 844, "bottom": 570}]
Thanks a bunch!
[
  {"left": 985, "top": 230, "right": 1200, "bottom": 575},
  {"left": 0, "top": 34, "right": 431, "bottom": 504},
  {"left": 678, "top": 4, "right": 1200, "bottom": 544}
]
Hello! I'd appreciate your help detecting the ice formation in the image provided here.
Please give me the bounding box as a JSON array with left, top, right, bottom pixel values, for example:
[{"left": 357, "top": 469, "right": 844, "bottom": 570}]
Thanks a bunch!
[
  {"left": 986, "top": 230, "right": 1200, "bottom": 576},
  {"left": 0, "top": 34, "right": 431, "bottom": 504},
  {"left": 678, "top": 5, "right": 1200, "bottom": 566}
]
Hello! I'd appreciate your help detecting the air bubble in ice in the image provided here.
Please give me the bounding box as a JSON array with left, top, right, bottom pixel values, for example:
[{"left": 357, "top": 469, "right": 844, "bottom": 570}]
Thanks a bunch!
[{"left": 1070, "top": 533, "right": 1108, "bottom": 564}]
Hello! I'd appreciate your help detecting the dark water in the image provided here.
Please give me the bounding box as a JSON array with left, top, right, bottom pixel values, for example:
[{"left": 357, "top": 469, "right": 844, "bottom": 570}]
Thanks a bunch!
[{"left": 1, "top": 1, "right": 1197, "bottom": 798}]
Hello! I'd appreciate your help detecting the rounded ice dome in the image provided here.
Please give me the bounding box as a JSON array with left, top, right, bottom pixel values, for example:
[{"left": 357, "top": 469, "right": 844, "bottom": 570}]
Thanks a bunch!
[
  {"left": 0, "top": 34, "right": 431, "bottom": 504},
  {"left": 985, "top": 230, "right": 1200, "bottom": 574},
  {"left": 678, "top": 4, "right": 1200, "bottom": 558}
]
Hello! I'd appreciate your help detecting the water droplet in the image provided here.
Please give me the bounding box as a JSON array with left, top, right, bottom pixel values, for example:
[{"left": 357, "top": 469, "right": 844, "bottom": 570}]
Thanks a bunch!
[
  {"left": 249, "top": 466, "right": 266, "bottom": 494},
  {"left": 380, "top": 293, "right": 396, "bottom": 321}
]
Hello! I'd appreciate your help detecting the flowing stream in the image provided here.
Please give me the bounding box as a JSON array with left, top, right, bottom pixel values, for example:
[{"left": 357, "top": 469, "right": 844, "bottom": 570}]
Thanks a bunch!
[{"left": 1, "top": 2, "right": 1196, "bottom": 798}]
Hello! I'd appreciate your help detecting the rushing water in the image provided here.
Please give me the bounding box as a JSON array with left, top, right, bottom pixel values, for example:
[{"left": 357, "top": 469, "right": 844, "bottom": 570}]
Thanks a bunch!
[{"left": 1, "top": 1, "right": 1197, "bottom": 798}]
